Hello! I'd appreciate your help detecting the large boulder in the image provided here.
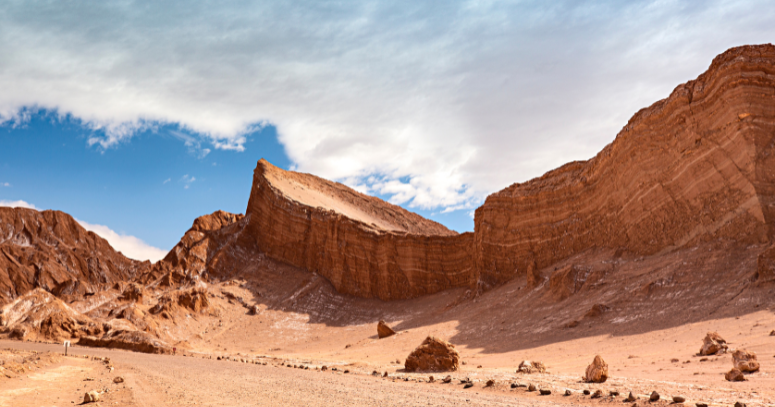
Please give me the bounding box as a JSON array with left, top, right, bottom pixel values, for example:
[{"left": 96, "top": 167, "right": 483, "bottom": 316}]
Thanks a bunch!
[
  {"left": 584, "top": 355, "right": 608, "bottom": 383},
  {"left": 377, "top": 320, "right": 396, "bottom": 339},
  {"left": 699, "top": 332, "right": 727, "bottom": 356},
  {"left": 732, "top": 350, "right": 759, "bottom": 373},
  {"left": 404, "top": 336, "right": 460, "bottom": 372},
  {"left": 83, "top": 391, "right": 100, "bottom": 403}
]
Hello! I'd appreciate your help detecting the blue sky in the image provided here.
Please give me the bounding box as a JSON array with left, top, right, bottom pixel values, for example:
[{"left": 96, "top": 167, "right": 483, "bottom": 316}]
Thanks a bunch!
[{"left": 1, "top": 1, "right": 774, "bottom": 260}]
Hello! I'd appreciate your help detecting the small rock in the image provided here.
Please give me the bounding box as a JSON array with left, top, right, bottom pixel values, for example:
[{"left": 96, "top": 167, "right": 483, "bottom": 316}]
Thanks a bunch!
[
  {"left": 477, "top": 365, "right": 482, "bottom": 368},
  {"left": 650, "top": 391, "right": 660, "bottom": 402},
  {"left": 583, "top": 389, "right": 590, "bottom": 395},
  {"left": 564, "top": 389, "right": 572, "bottom": 396},
  {"left": 610, "top": 391, "right": 619, "bottom": 397},
  {"left": 734, "top": 402, "right": 746, "bottom": 407},
  {"left": 625, "top": 392, "right": 636, "bottom": 402},
  {"left": 83, "top": 391, "right": 100, "bottom": 403},
  {"left": 442, "top": 375, "right": 451, "bottom": 383},
  {"left": 464, "top": 382, "right": 474, "bottom": 389},
  {"left": 321, "top": 366, "right": 328, "bottom": 371},
  {"left": 769, "top": 330, "right": 775, "bottom": 336},
  {"left": 510, "top": 383, "right": 518, "bottom": 389},
  {"left": 673, "top": 395, "right": 686, "bottom": 403},
  {"left": 539, "top": 389, "right": 551, "bottom": 395},
  {"left": 591, "top": 389, "right": 603, "bottom": 399},
  {"left": 377, "top": 320, "right": 396, "bottom": 338},
  {"left": 485, "top": 379, "right": 494, "bottom": 387},
  {"left": 343, "top": 369, "right": 350, "bottom": 374},
  {"left": 725, "top": 368, "right": 747, "bottom": 382},
  {"left": 584, "top": 355, "right": 608, "bottom": 383},
  {"left": 383, "top": 372, "right": 388, "bottom": 378},
  {"left": 113, "top": 376, "right": 124, "bottom": 384},
  {"left": 528, "top": 384, "right": 536, "bottom": 392},
  {"left": 696, "top": 403, "right": 708, "bottom": 407},
  {"left": 428, "top": 376, "right": 435, "bottom": 383}
]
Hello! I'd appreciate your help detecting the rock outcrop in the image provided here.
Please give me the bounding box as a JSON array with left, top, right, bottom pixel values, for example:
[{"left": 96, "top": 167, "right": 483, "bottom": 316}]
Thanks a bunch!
[
  {"left": 235, "top": 45, "right": 775, "bottom": 299},
  {"left": 377, "top": 320, "right": 396, "bottom": 339},
  {"left": 0, "top": 289, "right": 104, "bottom": 341},
  {"left": 0, "top": 207, "right": 147, "bottom": 304},
  {"left": 475, "top": 44, "right": 775, "bottom": 287},
  {"left": 404, "top": 336, "right": 460, "bottom": 372},
  {"left": 699, "top": 332, "right": 728, "bottom": 356},
  {"left": 584, "top": 355, "right": 608, "bottom": 383},
  {"left": 732, "top": 349, "right": 760, "bottom": 373},
  {"left": 78, "top": 330, "right": 171, "bottom": 354},
  {"left": 517, "top": 360, "right": 546, "bottom": 374}
]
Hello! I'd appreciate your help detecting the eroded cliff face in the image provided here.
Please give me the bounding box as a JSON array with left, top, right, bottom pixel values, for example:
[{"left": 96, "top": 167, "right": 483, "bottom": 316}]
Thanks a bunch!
[
  {"left": 0, "top": 207, "right": 147, "bottom": 304},
  {"left": 474, "top": 44, "right": 775, "bottom": 286},
  {"left": 242, "top": 44, "right": 775, "bottom": 299},
  {"left": 244, "top": 160, "right": 476, "bottom": 300}
]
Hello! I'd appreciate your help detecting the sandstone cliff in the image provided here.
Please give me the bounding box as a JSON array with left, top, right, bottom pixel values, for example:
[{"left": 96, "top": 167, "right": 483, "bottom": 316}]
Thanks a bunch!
[
  {"left": 244, "top": 159, "right": 475, "bottom": 300},
  {"left": 241, "top": 44, "right": 775, "bottom": 299},
  {"left": 0, "top": 207, "right": 147, "bottom": 304},
  {"left": 475, "top": 44, "right": 775, "bottom": 286}
]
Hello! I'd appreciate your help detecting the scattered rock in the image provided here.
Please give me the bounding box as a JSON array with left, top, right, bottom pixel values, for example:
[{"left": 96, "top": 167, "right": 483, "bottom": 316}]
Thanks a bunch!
[
  {"left": 442, "top": 375, "right": 451, "bottom": 383},
  {"left": 610, "top": 391, "right": 619, "bottom": 396},
  {"left": 650, "top": 391, "right": 660, "bottom": 402},
  {"left": 517, "top": 360, "right": 546, "bottom": 374},
  {"left": 699, "top": 332, "right": 728, "bottom": 356},
  {"left": 539, "top": 389, "right": 551, "bottom": 395},
  {"left": 321, "top": 366, "right": 328, "bottom": 371},
  {"left": 625, "top": 392, "right": 636, "bottom": 402},
  {"left": 725, "top": 368, "right": 747, "bottom": 382},
  {"left": 485, "top": 379, "right": 494, "bottom": 387},
  {"left": 404, "top": 336, "right": 460, "bottom": 372},
  {"left": 477, "top": 365, "right": 482, "bottom": 368},
  {"left": 528, "top": 384, "right": 536, "bottom": 392},
  {"left": 249, "top": 305, "right": 260, "bottom": 315},
  {"left": 583, "top": 389, "right": 590, "bottom": 395},
  {"left": 377, "top": 320, "right": 396, "bottom": 339},
  {"left": 113, "top": 376, "right": 124, "bottom": 384},
  {"left": 584, "top": 355, "right": 608, "bottom": 383},
  {"left": 770, "top": 330, "right": 775, "bottom": 336},
  {"left": 83, "top": 391, "right": 100, "bottom": 403},
  {"left": 564, "top": 389, "right": 572, "bottom": 396},
  {"left": 464, "top": 382, "right": 474, "bottom": 389},
  {"left": 696, "top": 403, "right": 708, "bottom": 407},
  {"left": 734, "top": 402, "right": 746, "bottom": 407},
  {"left": 383, "top": 372, "right": 388, "bottom": 378},
  {"left": 673, "top": 395, "right": 686, "bottom": 403},
  {"left": 732, "top": 349, "right": 760, "bottom": 373},
  {"left": 428, "top": 375, "right": 434, "bottom": 383},
  {"left": 591, "top": 389, "right": 602, "bottom": 399},
  {"left": 510, "top": 383, "right": 518, "bottom": 389}
]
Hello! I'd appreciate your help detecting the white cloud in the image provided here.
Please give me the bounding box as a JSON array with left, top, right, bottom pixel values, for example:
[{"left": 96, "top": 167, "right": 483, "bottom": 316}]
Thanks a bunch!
[
  {"left": 2, "top": 182, "right": 10, "bottom": 187},
  {"left": 0, "top": 199, "right": 37, "bottom": 209},
  {"left": 163, "top": 178, "right": 171, "bottom": 184},
  {"left": 76, "top": 219, "right": 167, "bottom": 262},
  {"left": 0, "top": 1, "right": 774, "bottom": 212},
  {"left": 180, "top": 174, "right": 196, "bottom": 189}
]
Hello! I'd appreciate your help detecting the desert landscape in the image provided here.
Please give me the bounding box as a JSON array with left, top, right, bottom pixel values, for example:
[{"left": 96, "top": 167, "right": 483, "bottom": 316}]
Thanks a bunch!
[{"left": 1, "top": 44, "right": 775, "bottom": 406}]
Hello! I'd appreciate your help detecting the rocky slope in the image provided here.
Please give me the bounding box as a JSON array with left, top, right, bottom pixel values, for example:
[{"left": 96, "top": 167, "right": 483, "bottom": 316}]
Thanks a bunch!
[{"left": 0, "top": 207, "right": 148, "bottom": 304}]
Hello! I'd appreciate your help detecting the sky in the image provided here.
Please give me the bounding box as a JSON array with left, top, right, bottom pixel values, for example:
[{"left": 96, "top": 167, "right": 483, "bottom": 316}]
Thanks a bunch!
[{"left": 1, "top": 1, "right": 774, "bottom": 261}]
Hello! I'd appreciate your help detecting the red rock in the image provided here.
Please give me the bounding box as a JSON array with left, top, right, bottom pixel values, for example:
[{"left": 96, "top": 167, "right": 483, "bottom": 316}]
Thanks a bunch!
[
  {"left": 732, "top": 349, "right": 760, "bottom": 373},
  {"left": 584, "top": 355, "right": 608, "bottom": 383},
  {"left": 699, "top": 332, "right": 728, "bottom": 356},
  {"left": 377, "top": 320, "right": 396, "bottom": 339},
  {"left": 404, "top": 336, "right": 460, "bottom": 372}
]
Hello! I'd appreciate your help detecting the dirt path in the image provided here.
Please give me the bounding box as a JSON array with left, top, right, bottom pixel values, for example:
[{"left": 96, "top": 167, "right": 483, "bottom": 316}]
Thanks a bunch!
[{"left": 1, "top": 340, "right": 585, "bottom": 407}]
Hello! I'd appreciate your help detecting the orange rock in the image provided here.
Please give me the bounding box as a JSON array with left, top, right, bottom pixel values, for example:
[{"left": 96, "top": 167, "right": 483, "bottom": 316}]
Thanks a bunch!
[
  {"left": 404, "top": 336, "right": 460, "bottom": 372},
  {"left": 725, "top": 368, "right": 747, "bottom": 382},
  {"left": 732, "top": 350, "right": 760, "bottom": 373},
  {"left": 584, "top": 355, "right": 608, "bottom": 383},
  {"left": 377, "top": 320, "right": 396, "bottom": 339},
  {"left": 699, "top": 332, "right": 728, "bottom": 356}
]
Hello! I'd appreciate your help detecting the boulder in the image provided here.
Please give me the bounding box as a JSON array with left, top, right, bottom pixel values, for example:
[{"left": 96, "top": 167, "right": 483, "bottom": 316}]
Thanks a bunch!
[
  {"left": 517, "top": 360, "right": 546, "bottom": 374},
  {"left": 650, "top": 391, "right": 660, "bottom": 401},
  {"left": 725, "top": 368, "right": 746, "bottom": 382},
  {"left": 673, "top": 395, "right": 686, "bottom": 403},
  {"left": 113, "top": 376, "right": 124, "bottom": 384},
  {"left": 377, "top": 320, "right": 396, "bottom": 339},
  {"left": 699, "top": 332, "right": 727, "bottom": 356},
  {"left": 732, "top": 350, "right": 760, "bottom": 373},
  {"left": 404, "top": 336, "right": 460, "bottom": 372},
  {"left": 83, "top": 391, "right": 100, "bottom": 403},
  {"left": 249, "top": 305, "right": 260, "bottom": 315},
  {"left": 584, "top": 355, "right": 608, "bottom": 383}
]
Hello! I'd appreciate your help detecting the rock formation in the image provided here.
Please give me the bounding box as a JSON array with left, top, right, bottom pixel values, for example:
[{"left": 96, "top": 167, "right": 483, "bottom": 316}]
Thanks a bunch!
[
  {"left": 404, "top": 336, "right": 460, "bottom": 372},
  {"left": 725, "top": 368, "right": 747, "bottom": 382},
  {"left": 233, "top": 44, "right": 775, "bottom": 299},
  {"left": 584, "top": 355, "right": 608, "bottom": 383},
  {"left": 699, "top": 332, "right": 728, "bottom": 356},
  {"left": 0, "top": 207, "right": 147, "bottom": 304},
  {"left": 517, "top": 360, "right": 546, "bottom": 374},
  {"left": 732, "top": 349, "right": 760, "bottom": 372},
  {"left": 377, "top": 320, "right": 396, "bottom": 339}
]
